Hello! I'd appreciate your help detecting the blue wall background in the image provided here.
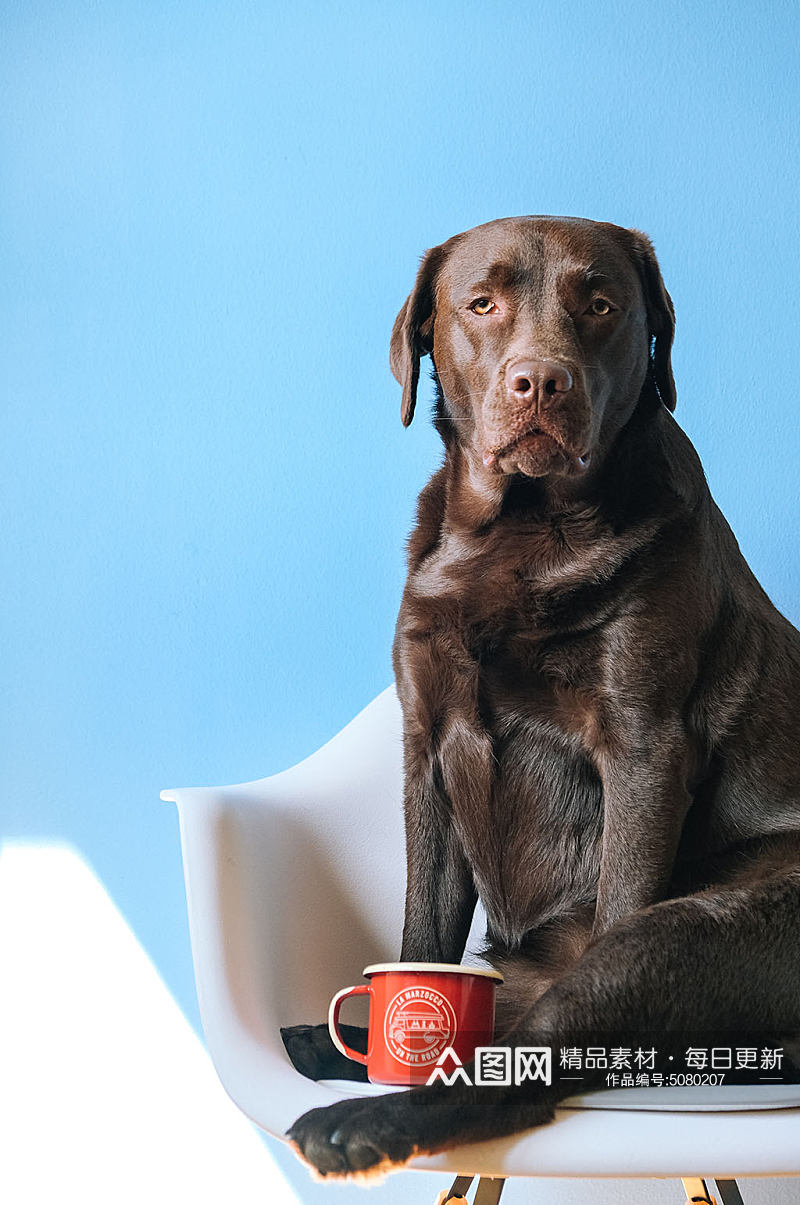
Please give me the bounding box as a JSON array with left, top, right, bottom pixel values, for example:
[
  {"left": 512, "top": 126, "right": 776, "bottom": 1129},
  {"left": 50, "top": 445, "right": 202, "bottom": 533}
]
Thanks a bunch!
[{"left": 3, "top": 0, "right": 799, "bottom": 1044}]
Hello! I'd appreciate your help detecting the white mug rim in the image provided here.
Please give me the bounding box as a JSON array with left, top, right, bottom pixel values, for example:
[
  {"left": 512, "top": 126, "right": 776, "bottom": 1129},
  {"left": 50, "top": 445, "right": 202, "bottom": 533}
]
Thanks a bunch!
[{"left": 362, "top": 961, "right": 503, "bottom": 982}]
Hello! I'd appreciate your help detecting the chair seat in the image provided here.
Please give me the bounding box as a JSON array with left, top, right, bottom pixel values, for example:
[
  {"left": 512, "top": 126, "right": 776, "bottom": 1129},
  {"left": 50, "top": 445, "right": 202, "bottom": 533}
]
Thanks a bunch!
[{"left": 163, "top": 686, "right": 800, "bottom": 1178}]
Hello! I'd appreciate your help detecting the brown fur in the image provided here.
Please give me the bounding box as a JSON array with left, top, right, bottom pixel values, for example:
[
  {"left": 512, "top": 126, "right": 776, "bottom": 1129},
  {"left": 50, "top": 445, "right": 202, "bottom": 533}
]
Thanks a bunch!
[{"left": 284, "top": 217, "right": 800, "bottom": 1178}]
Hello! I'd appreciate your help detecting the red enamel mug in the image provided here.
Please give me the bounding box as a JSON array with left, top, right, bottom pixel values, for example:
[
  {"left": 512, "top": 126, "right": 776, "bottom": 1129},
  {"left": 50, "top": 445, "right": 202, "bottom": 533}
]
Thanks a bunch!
[{"left": 328, "top": 962, "right": 504, "bottom": 1085}]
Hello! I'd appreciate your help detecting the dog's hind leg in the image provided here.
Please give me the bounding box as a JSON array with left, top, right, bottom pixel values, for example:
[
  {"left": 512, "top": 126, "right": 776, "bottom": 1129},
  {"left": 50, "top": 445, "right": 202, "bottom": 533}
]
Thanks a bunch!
[
  {"left": 281, "top": 1022, "right": 369, "bottom": 1082},
  {"left": 489, "top": 910, "right": 596, "bottom": 1037}
]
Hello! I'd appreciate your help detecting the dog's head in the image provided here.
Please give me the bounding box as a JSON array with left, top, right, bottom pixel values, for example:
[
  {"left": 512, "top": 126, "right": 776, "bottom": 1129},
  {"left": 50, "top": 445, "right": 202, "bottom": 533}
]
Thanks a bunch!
[{"left": 390, "top": 216, "right": 675, "bottom": 483}]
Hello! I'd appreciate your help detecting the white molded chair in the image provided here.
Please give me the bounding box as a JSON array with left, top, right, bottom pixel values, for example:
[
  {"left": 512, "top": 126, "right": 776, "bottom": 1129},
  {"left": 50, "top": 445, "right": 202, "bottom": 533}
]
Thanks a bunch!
[{"left": 162, "top": 686, "right": 800, "bottom": 1201}]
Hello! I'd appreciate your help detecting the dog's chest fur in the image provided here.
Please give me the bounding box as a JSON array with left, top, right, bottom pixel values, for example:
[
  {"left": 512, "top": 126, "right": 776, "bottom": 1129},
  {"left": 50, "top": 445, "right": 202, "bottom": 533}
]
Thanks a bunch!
[
  {"left": 403, "top": 507, "right": 636, "bottom": 941},
  {"left": 408, "top": 504, "right": 634, "bottom": 691}
]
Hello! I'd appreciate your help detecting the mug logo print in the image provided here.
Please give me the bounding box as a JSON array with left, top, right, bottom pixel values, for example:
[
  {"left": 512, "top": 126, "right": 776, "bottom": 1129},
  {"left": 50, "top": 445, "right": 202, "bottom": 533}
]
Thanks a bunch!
[{"left": 384, "top": 986, "right": 458, "bottom": 1065}]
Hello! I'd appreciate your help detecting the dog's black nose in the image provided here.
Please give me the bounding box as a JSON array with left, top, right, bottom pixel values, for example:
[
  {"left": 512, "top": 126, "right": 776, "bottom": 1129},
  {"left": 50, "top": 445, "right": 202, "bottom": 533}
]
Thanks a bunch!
[{"left": 505, "top": 358, "right": 573, "bottom": 402}]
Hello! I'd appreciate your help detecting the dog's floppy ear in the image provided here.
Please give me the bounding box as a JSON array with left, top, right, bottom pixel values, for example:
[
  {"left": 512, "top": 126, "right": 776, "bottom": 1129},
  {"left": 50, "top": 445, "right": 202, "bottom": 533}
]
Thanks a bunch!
[
  {"left": 629, "top": 230, "right": 677, "bottom": 412},
  {"left": 390, "top": 244, "right": 446, "bottom": 427}
]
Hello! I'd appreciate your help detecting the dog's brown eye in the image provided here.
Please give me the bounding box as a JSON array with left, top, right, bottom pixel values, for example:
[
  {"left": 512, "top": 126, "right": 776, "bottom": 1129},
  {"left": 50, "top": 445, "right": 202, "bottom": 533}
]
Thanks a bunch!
[
  {"left": 589, "top": 298, "right": 614, "bottom": 316},
  {"left": 471, "top": 298, "right": 496, "bottom": 316}
]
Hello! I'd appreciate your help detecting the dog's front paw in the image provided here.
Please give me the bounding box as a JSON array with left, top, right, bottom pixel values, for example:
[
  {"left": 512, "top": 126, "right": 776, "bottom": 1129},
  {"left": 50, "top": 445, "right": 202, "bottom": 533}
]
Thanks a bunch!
[{"left": 287, "top": 1095, "right": 416, "bottom": 1180}]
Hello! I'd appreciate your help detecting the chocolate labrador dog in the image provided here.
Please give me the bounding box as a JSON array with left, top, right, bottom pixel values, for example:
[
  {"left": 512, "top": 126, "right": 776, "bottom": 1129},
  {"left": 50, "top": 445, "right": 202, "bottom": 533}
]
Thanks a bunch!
[{"left": 283, "top": 216, "right": 800, "bottom": 1178}]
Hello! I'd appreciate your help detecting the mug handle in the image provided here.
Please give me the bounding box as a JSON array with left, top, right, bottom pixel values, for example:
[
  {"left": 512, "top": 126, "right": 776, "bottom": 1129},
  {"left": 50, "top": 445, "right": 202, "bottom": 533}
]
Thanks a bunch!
[{"left": 328, "top": 984, "right": 371, "bottom": 1064}]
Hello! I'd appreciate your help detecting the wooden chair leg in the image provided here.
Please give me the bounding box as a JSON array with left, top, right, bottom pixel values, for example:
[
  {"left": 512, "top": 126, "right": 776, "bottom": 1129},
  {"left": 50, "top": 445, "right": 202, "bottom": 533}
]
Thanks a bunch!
[
  {"left": 473, "top": 1178, "right": 506, "bottom": 1205},
  {"left": 435, "top": 1174, "right": 474, "bottom": 1204},
  {"left": 434, "top": 1175, "right": 506, "bottom": 1205},
  {"left": 714, "top": 1181, "right": 745, "bottom": 1205},
  {"left": 681, "top": 1176, "right": 746, "bottom": 1205},
  {"left": 438, "top": 1174, "right": 741, "bottom": 1205},
  {"left": 682, "top": 1178, "right": 717, "bottom": 1205}
]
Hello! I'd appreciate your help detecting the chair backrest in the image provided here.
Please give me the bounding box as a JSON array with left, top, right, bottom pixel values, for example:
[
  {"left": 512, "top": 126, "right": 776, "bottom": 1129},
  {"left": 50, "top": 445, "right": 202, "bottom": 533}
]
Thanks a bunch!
[
  {"left": 171, "top": 688, "right": 408, "bottom": 1035},
  {"left": 170, "top": 685, "right": 489, "bottom": 1043},
  {"left": 253, "top": 685, "right": 410, "bottom": 1025}
]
